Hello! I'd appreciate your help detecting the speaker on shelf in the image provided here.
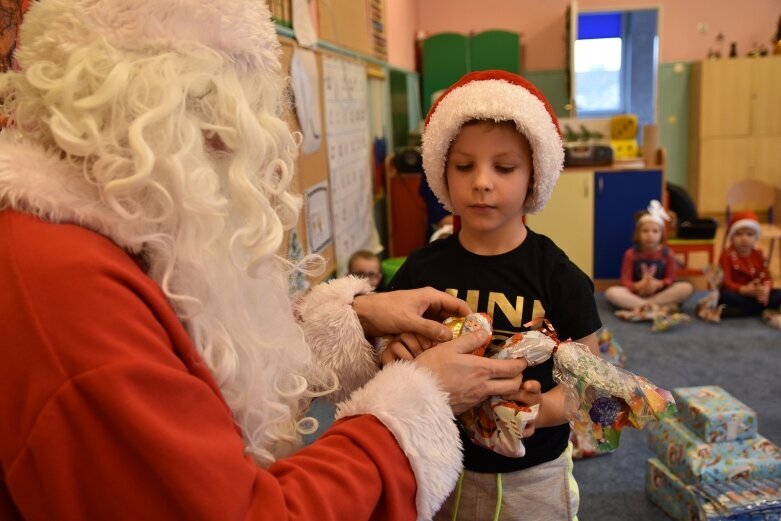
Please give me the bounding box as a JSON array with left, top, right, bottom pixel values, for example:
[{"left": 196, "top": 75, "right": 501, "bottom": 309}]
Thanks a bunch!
[
  {"left": 563, "top": 144, "right": 613, "bottom": 167},
  {"left": 393, "top": 146, "right": 423, "bottom": 173}
]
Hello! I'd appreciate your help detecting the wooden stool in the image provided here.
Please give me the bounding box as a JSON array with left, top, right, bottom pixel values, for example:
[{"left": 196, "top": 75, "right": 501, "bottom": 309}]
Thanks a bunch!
[{"left": 667, "top": 238, "right": 715, "bottom": 276}]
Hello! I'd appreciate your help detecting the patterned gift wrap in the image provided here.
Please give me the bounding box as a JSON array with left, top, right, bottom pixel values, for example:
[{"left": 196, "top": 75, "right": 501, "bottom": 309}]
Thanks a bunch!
[
  {"left": 690, "top": 478, "right": 781, "bottom": 519},
  {"left": 648, "top": 417, "right": 781, "bottom": 484},
  {"left": 647, "top": 458, "right": 781, "bottom": 521},
  {"left": 646, "top": 457, "right": 702, "bottom": 521},
  {"left": 673, "top": 386, "right": 757, "bottom": 443}
]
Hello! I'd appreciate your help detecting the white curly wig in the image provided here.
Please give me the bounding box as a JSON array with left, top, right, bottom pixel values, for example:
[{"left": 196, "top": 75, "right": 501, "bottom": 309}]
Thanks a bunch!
[{"left": 0, "top": 0, "right": 334, "bottom": 466}]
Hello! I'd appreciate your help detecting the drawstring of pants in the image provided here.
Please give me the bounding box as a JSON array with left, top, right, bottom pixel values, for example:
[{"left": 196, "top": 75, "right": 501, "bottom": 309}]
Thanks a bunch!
[{"left": 450, "top": 471, "right": 503, "bottom": 521}]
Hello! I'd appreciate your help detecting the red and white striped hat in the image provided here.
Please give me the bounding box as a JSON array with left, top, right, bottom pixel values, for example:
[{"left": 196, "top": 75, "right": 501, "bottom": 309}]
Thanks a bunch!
[{"left": 422, "top": 70, "right": 564, "bottom": 214}]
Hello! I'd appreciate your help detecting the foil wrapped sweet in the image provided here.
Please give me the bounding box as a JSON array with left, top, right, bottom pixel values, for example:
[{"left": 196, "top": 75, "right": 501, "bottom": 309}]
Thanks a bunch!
[
  {"left": 443, "top": 313, "right": 492, "bottom": 357},
  {"left": 454, "top": 314, "right": 676, "bottom": 457},
  {"left": 454, "top": 314, "right": 539, "bottom": 458}
]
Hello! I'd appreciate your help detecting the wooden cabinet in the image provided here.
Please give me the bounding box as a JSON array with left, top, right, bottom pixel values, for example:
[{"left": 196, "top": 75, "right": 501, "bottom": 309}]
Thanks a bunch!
[
  {"left": 527, "top": 168, "right": 662, "bottom": 280},
  {"left": 421, "top": 30, "right": 520, "bottom": 114},
  {"left": 593, "top": 169, "right": 663, "bottom": 279},
  {"left": 526, "top": 171, "right": 594, "bottom": 277},
  {"left": 689, "top": 57, "right": 781, "bottom": 214},
  {"left": 386, "top": 169, "right": 426, "bottom": 258}
]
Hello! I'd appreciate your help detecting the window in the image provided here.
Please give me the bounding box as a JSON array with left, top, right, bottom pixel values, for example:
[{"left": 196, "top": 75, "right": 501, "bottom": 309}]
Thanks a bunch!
[
  {"left": 575, "top": 36, "right": 623, "bottom": 113},
  {"left": 574, "top": 9, "right": 658, "bottom": 127},
  {"left": 575, "top": 12, "right": 624, "bottom": 116}
]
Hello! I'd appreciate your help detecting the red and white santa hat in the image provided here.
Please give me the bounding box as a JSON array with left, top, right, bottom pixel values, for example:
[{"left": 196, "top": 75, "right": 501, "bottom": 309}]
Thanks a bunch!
[
  {"left": 727, "top": 210, "right": 762, "bottom": 241},
  {"left": 422, "top": 70, "right": 564, "bottom": 214}
]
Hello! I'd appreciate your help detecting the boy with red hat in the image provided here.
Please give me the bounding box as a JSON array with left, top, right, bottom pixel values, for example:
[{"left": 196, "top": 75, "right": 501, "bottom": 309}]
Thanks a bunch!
[
  {"left": 386, "top": 70, "right": 602, "bottom": 520},
  {"left": 715, "top": 211, "right": 781, "bottom": 327}
]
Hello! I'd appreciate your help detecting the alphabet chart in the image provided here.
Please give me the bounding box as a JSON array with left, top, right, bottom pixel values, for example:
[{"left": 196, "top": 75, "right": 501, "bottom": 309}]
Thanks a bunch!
[{"left": 322, "top": 55, "right": 373, "bottom": 276}]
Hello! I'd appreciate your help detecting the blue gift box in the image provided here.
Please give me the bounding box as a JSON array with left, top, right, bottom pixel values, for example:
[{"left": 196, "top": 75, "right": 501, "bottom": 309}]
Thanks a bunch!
[
  {"left": 647, "top": 458, "right": 781, "bottom": 521},
  {"left": 673, "top": 386, "right": 757, "bottom": 443},
  {"left": 648, "top": 417, "right": 781, "bottom": 484},
  {"left": 646, "top": 457, "right": 701, "bottom": 521}
]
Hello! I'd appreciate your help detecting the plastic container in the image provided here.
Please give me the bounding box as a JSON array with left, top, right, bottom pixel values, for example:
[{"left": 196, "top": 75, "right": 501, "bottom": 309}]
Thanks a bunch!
[{"left": 381, "top": 257, "right": 406, "bottom": 287}]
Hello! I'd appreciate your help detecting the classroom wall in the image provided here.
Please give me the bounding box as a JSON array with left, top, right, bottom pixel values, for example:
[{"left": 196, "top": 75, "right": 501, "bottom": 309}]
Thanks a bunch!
[
  {"left": 411, "top": 0, "right": 781, "bottom": 71},
  {"left": 386, "top": 1, "right": 779, "bottom": 191},
  {"left": 386, "top": 0, "right": 419, "bottom": 71}
]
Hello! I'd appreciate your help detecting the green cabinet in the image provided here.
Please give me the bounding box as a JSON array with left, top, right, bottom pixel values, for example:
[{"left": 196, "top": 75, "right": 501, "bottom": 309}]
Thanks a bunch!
[{"left": 422, "top": 30, "right": 520, "bottom": 114}]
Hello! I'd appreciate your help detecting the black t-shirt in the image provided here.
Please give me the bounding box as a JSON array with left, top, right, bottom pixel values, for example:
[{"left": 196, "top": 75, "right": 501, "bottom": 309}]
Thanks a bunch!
[{"left": 389, "top": 229, "right": 602, "bottom": 473}]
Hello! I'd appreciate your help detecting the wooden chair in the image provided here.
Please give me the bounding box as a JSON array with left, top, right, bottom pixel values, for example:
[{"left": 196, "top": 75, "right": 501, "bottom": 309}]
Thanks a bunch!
[{"left": 725, "top": 179, "right": 781, "bottom": 274}]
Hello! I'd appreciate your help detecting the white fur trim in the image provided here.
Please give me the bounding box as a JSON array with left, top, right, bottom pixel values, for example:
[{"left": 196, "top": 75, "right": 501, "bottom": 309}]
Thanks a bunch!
[
  {"left": 336, "top": 362, "right": 462, "bottom": 521},
  {"left": 295, "top": 276, "right": 379, "bottom": 403},
  {"left": 0, "top": 133, "right": 144, "bottom": 252},
  {"left": 727, "top": 218, "right": 762, "bottom": 241},
  {"left": 422, "top": 79, "right": 564, "bottom": 214},
  {"left": 18, "top": 0, "right": 280, "bottom": 74}
]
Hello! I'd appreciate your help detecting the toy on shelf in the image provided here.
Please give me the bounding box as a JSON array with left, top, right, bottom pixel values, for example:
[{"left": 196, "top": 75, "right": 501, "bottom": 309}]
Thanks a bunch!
[{"left": 610, "top": 114, "right": 639, "bottom": 160}]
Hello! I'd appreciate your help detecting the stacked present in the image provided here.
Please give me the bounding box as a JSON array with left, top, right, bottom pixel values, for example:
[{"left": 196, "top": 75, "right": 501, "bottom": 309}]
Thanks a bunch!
[{"left": 646, "top": 386, "right": 781, "bottom": 520}]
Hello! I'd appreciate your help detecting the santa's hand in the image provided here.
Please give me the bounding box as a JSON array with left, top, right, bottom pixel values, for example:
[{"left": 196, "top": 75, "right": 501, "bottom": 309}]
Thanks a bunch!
[
  {"left": 414, "top": 329, "right": 527, "bottom": 414},
  {"left": 353, "top": 287, "right": 471, "bottom": 341}
]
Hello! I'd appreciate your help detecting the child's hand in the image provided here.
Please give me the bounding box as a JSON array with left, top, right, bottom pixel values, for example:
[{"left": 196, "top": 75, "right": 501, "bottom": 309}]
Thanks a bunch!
[
  {"left": 501, "top": 380, "right": 543, "bottom": 438},
  {"left": 635, "top": 277, "right": 655, "bottom": 297},
  {"left": 757, "top": 284, "right": 770, "bottom": 305},
  {"left": 649, "top": 278, "right": 665, "bottom": 293},
  {"left": 740, "top": 280, "right": 765, "bottom": 300}
]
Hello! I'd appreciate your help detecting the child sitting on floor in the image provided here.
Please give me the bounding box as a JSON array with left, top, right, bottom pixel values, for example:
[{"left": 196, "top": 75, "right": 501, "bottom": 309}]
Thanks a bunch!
[
  {"left": 606, "top": 201, "right": 694, "bottom": 323},
  {"left": 701, "top": 211, "right": 781, "bottom": 328}
]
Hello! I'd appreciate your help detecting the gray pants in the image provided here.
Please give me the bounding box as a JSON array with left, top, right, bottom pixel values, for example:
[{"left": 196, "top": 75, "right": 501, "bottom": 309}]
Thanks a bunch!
[{"left": 434, "top": 444, "right": 579, "bottom": 521}]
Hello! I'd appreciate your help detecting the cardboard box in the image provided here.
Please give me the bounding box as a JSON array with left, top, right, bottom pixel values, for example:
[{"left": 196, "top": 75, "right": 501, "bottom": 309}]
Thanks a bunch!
[
  {"left": 648, "top": 417, "right": 781, "bottom": 484},
  {"left": 673, "top": 386, "right": 757, "bottom": 443}
]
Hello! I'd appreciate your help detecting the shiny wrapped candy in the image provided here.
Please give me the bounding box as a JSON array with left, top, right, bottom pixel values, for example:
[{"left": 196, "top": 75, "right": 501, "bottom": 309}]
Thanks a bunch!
[
  {"left": 443, "top": 313, "right": 492, "bottom": 357},
  {"left": 454, "top": 314, "right": 677, "bottom": 457}
]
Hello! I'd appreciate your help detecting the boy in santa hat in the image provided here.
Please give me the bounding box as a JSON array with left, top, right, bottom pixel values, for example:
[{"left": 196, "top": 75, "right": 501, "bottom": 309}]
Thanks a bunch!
[
  {"left": 386, "top": 70, "right": 602, "bottom": 520},
  {"left": 716, "top": 211, "right": 781, "bottom": 327}
]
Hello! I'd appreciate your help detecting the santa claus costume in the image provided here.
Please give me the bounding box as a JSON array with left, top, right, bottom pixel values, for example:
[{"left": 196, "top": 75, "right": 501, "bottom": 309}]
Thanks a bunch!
[{"left": 0, "top": 1, "right": 463, "bottom": 519}]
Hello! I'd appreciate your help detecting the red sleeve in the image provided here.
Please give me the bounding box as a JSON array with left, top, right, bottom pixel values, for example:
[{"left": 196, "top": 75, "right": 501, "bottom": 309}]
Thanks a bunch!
[
  {"left": 719, "top": 249, "right": 742, "bottom": 293},
  {"left": 663, "top": 247, "right": 676, "bottom": 286},
  {"left": 620, "top": 248, "right": 636, "bottom": 290},
  {"left": 0, "top": 213, "right": 417, "bottom": 521},
  {"left": 754, "top": 249, "right": 772, "bottom": 283},
  {"left": 7, "top": 368, "right": 415, "bottom": 521}
]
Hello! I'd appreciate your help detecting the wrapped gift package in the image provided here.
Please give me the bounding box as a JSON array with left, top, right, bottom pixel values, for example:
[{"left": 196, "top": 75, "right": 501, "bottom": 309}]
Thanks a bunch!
[
  {"left": 673, "top": 386, "right": 757, "bottom": 443},
  {"left": 646, "top": 458, "right": 781, "bottom": 521},
  {"left": 646, "top": 457, "right": 701, "bottom": 521},
  {"left": 648, "top": 417, "right": 781, "bottom": 484}
]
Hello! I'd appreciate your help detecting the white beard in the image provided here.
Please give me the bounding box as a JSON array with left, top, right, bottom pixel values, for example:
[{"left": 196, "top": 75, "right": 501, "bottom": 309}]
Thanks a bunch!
[{"left": 146, "top": 158, "right": 323, "bottom": 466}]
